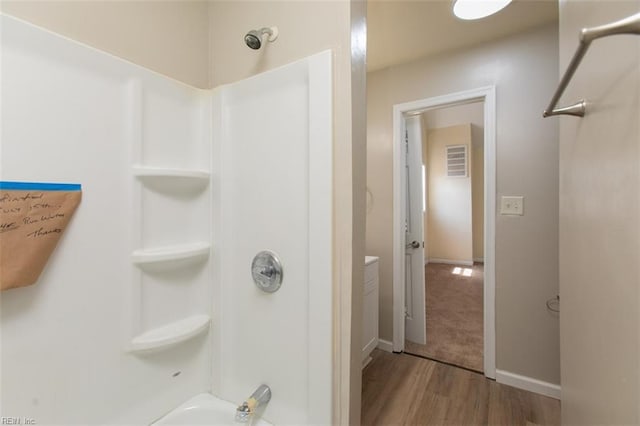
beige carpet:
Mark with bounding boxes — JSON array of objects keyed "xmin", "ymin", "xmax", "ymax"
[{"xmin": 405, "ymin": 262, "xmax": 484, "ymax": 372}]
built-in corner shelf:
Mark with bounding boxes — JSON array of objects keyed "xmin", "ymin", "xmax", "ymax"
[
  {"xmin": 129, "ymin": 314, "xmax": 211, "ymax": 352},
  {"xmin": 132, "ymin": 166, "xmax": 210, "ymax": 185},
  {"xmin": 131, "ymin": 242, "xmax": 210, "ymax": 265}
]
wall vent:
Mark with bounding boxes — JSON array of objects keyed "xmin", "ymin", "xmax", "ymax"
[{"xmin": 446, "ymin": 145, "xmax": 467, "ymax": 177}]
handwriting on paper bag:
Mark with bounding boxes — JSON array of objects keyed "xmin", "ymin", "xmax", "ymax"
[
  {"xmin": 0, "ymin": 192, "xmax": 66, "ymax": 238},
  {"xmin": 0, "ymin": 192, "xmax": 43, "ymax": 203},
  {"xmin": 0, "ymin": 222, "xmax": 19, "ymax": 233},
  {"xmin": 26, "ymin": 227, "xmax": 63, "ymax": 238}
]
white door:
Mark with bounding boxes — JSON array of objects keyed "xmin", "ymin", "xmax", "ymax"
[
  {"xmin": 559, "ymin": 1, "xmax": 640, "ymax": 424},
  {"xmin": 404, "ymin": 116, "xmax": 426, "ymax": 345}
]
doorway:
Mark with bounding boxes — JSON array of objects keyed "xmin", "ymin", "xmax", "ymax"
[
  {"xmin": 405, "ymin": 101, "xmax": 485, "ymax": 372},
  {"xmin": 392, "ymin": 87, "xmax": 496, "ymax": 378}
]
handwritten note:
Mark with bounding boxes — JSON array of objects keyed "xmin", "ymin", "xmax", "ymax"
[{"xmin": 0, "ymin": 183, "xmax": 81, "ymax": 291}]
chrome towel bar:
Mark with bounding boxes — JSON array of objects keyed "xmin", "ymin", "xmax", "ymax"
[{"xmin": 543, "ymin": 12, "xmax": 640, "ymax": 118}]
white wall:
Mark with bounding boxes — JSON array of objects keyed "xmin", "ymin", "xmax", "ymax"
[
  {"xmin": 425, "ymin": 124, "xmax": 473, "ymax": 263},
  {"xmin": 367, "ymin": 23, "xmax": 560, "ymax": 384},
  {"xmin": 1, "ymin": 16, "xmax": 212, "ymax": 424}
]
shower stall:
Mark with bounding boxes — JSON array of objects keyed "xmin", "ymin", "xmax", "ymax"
[{"xmin": 0, "ymin": 15, "xmax": 333, "ymax": 425}]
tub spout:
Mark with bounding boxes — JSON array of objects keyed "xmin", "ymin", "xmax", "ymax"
[{"xmin": 235, "ymin": 384, "xmax": 271, "ymax": 423}]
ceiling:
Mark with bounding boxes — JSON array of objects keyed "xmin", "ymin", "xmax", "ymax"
[{"xmin": 367, "ymin": 0, "xmax": 558, "ymax": 72}]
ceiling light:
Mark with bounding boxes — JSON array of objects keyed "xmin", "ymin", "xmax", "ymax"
[{"xmin": 453, "ymin": 0, "xmax": 513, "ymax": 20}]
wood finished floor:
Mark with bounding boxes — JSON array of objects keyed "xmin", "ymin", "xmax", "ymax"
[{"xmin": 362, "ymin": 350, "xmax": 560, "ymax": 426}]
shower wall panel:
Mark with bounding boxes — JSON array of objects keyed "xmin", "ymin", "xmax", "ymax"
[
  {"xmin": 212, "ymin": 51, "xmax": 333, "ymax": 425},
  {"xmin": 0, "ymin": 15, "xmax": 212, "ymax": 424},
  {"xmin": 1, "ymin": 15, "xmax": 334, "ymax": 426}
]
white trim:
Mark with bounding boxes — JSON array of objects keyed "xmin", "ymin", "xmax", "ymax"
[
  {"xmin": 376, "ymin": 339, "xmax": 394, "ymax": 353},
  {"xmin": 305, "ymin": 50, "xmax": 333, "ymax": 425},
  {"xmin": 429, "ymin": 258, "xmax": 474, "ymax": 266},
  {"xmin": 362, "ymin": 338, "xmax": 378, "ymax": 361},
  {"xmin": 392, "ymin": 86, "xmax": 497, "ymax": 379},
  {"xmin": 495, "ymin": 369, "xmax": 561, "ymax": 400},
  {"xmin": 362, "ymin": 356, "xmax": 373, "ymax": 369},
  {"xmin": 392, "ymin": 106, "xmax": 404, "ymax": 352},
  {"xmin": 483, "ymin": 87, "xmax": 497, "ymax": 379},
  {"xmin": 474, "ymin": 257, "xmax": 485, "ymax": 263}
]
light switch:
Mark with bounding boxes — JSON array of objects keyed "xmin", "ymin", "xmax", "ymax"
[{"xmin": 501, "ymin": 196, "xmax": 524, "ymax": 215}]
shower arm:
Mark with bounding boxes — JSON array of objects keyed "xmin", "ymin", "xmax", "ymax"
[{"xmin": 259, "ymin": 27, "xmax": 279, "ymax": 42}]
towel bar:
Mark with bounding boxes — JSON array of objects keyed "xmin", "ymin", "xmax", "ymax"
[{"xmin": 543, "ymin": 12, "xmax": 640, "ymax": 118}]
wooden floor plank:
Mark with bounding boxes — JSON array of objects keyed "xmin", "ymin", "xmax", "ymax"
[{"xmin": 362, "ymin": 350, "xmax": 560, "ymax": 426}]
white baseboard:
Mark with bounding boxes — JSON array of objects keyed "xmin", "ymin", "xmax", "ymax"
[
  {"xmin": 495, "ymin": 369, "xmax": 561, "ymax": 400},
  {"xmin": 474, "ymin": 257, "xmax": 485, "ymax": 263},
  {"xmin": 376, "ymin": 338, "xmax": 394, "ymax": 353},
  {"xmin": 362, "ymin": 338, "xmax": 378, "ymax": 360},
  {"xmin": 429, "ymin": 258, "xmax": 474, "ymax": 266},
  {"xmin": 362, "ymin": 356, "xmax": 373, "ymax": 369}
]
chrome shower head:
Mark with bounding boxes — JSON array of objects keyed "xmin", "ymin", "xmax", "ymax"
[
  {"xmin": 244, "ymin": 27, "xmax": 278, "ymax": 50},
  {"xmin": 244, "ymin": 30, "xmax": 263, "ymax": 50}
]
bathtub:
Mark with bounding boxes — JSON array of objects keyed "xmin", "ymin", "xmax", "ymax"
[{"xmin": 152, "ymin": 393, "xmax": 273, "ymax": 425}]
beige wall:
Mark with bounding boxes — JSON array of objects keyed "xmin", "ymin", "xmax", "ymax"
[
  {"xmin": 349, "ymin": 2, "xmax": 367, "ymax": 423},
  {"xmin": 367, "ymin": 23, "xmax": 560, "ymax": 384},
  {"xmin": 422, "ymin": 102, "xmax": 484, "ymax": 130},
  {"xmin": 426, "ymin": 124, "xmax": 473, "ymax": 263},
  {"xmin": 209, "ymin": 2, "xmax": 365, "ymax": 423},
  {"xmin": 559, "ymin": 0, "xmax": 640, "ymax": 423},
  {"xmin": 423, "ymin": 103, "xmax": 484, "ymax": 262},
  {"xmin": 1, "ymin": 0, "xmax": 211, "ymax": 88}
]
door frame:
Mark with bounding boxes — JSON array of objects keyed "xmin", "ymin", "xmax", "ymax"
[{"xmin": 392, "ymin": 86, "xmax": 496, "ymax": 379}]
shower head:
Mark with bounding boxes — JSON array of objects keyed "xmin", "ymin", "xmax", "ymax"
[
  {"xmin": 244, "ymin": 26, "xmax": 278, "ymax": 50},
  {"xmin": 244, "ymin": 30, "xmax": 263, "ymax": 50}
]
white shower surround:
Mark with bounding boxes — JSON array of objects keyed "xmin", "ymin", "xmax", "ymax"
[
  {"xmin": 212, "ymin": 52, "xmax": 333, "ymax": 425},
  {"xmin": 0, "ymin": 15, "xmax": 333, "ymax": 425}
]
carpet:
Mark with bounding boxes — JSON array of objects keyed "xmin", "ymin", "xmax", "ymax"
[{"xmin": 404, "ymin": 262, "xmax": 484, "ymax": 372}]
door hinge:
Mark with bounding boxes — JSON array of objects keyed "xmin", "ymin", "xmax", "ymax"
[
  {"xmin": 405, "ymin": 130, "xmax": 409, "ymax": 155},
  {"xmin": 404, "ymin": 307, "xmax": 409, "ymax": 318}
]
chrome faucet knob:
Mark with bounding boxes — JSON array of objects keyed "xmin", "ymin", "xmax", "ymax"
[
  {"xmin": 259, "ymin": 266, "xmax": 275, "ymax": 278},
  {"xmin": 251, "ymin": 251, "xmax": 283, "ymax": 293}
]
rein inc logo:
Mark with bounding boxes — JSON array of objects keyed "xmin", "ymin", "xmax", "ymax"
[{"xmin": 1, "ymin": 418, "xmax": 36, "ymax": 425}]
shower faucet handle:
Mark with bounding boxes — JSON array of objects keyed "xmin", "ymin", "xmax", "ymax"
[
  {"xmin": 259, "ymin": 265, "xmax": 276, "ymax": 278},
  {"xmin": 251, "ymin": 251, "xmax": 283, "ymax": 293}
]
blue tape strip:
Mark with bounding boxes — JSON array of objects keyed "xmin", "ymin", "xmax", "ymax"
[{"xmin": 0, "ymin": 181, "xmax": 82, "ymax": 191}]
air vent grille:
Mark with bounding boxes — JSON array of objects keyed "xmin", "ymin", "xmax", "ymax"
[{"xmin": 446, "ymin": 145, "xmax": 467, "ymax": 178}]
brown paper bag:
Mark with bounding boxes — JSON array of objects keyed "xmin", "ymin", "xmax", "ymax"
[{"xmin": 0, "ymin": 182, "xmax": 82, "ymax": 291}]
